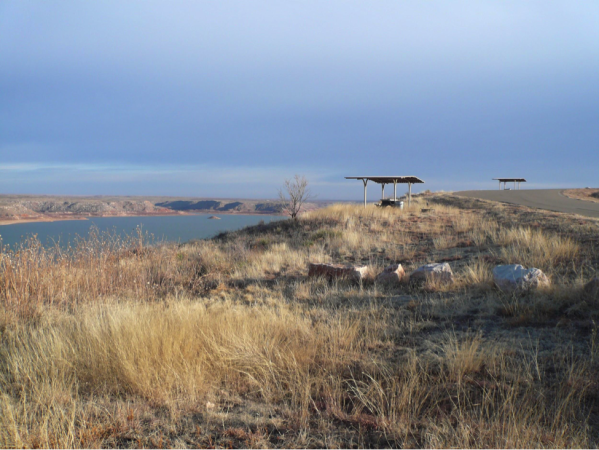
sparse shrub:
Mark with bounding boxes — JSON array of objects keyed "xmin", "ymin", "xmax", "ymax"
[
  {"xmin": 311, "ymin": 229, "xmax": 343, "ymax": 241},
  {"xmin": 252, "ymin": 237, "xmax": 270, "ymax": 249}
]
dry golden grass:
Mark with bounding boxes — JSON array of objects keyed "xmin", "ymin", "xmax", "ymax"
[
  {"xmin": 1, "ymin": 299, "xmax": 593, "ymax": 448},
  {"xmin": 563, "ymin": 188, "xmax": 599, "ymax": 203},
  {"xmin": 1, "ymin": 197, "xmax": 598, "ymax": 448},
  {"xmin": 497, "ymin": 227, "xmax": 580, "ymax": 273}
]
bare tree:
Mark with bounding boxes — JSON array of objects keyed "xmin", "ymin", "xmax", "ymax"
[{"xmin": 278, "ymin": 174, "xmax": 314, "ymax": 220}]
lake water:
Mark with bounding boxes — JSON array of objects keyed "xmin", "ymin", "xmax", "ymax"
[{"xmin": 0, "ymin": 214, "xmax": 285, "ymax": 249}]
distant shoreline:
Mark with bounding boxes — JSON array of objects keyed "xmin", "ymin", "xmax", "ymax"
[
  {"xmin": 0, "ymin": 210, "xmax": 286, "ymax": 227},
  {"xmin": 0, "ymin": 217, "xmax": 90, "ymax": 226},
  {"xmin": 0, "ymin": 195, "xmax": 329, "ymax": 226}
]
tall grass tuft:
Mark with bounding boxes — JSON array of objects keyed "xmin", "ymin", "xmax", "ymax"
[{"xmin": 497, "ymin": 227, "xmax": 580, "ymax": 272}]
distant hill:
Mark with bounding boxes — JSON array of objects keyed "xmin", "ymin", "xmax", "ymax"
[
  {"xmin": 155, "ymin": 199, "xmax": 287, "ymax": 214},
  {"xmin": 0, "ymin": 195, "xmax": 330, "ymax": 224}
]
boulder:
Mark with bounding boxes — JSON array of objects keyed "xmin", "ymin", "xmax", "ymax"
[
  {"xmin": 583, "ymin": 278, "xmax": 599, "ymax": 298},
  {"xmin": 410, "ymin": 263, "xmax": 454, "ymax": 285},
  {"xmin": 308, "ymin": 263, "xmax": 368, "ymax": 282},
  {"xmin": 376, "ymin": 263, "xmax": 405, "ymax": 285},
  {"xmin": 492, "ymin": 264, "xmax": 550, "ymax": 292}
]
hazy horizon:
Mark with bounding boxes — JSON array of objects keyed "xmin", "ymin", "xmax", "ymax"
[{"xmin": 2, "ymin": 1, "xmax": 598, "ymax": 200}]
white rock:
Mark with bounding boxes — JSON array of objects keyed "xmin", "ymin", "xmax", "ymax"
[
  {"xmin": 376, "ymin": 264, "xmax": 405, "ymax": 285},
  {"xmin": 308, "ymin": 263, "xmax": 368, "ymax": 282},
  {"xmin": 492, "ymin": 264, "xmax": 550, "ymax": 292},
  {"xmin": 410, "ymin": 263, "xmax": 454, "ymax": 284}
]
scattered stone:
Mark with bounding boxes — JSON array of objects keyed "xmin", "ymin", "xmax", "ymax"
[
  {"xmin": 409, "ymin": 263, "xmax": 454, "ymax": 285},
  {"xmin": 376, "ymin": 263, "xmax": 405, "ymax": 285},
  {"xmin": 208, "ymin": 215, "xmax": 221, "ymax": 220},
  {"xmin": 492, "ymin": 264, "xmax": 550, "ymax": 292},
  {"xmin": 583, "ymin": 278, "xmax": 599, "ymax": 298},
  {"xmin": 308, "ymin": 263, "xmax": 368, "ymax": 282}
]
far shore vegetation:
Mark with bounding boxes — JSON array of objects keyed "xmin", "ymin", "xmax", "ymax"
[{"xmin": 1, "ymin": 193, "xmax": 598, "ymax": 448}]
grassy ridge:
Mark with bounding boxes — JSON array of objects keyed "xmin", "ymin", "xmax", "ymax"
[{"xmin": 1, "ymin": 195, "xmax": 598, "ymax": 447}]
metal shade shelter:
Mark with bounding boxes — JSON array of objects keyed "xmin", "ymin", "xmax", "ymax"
[
  {"xmin": 493, "ymin": 178, "xmax": 526, "ymax": 190},
  {"xmin": 345, "ymin": 176, "xmax": 425, "ymax": 207}
]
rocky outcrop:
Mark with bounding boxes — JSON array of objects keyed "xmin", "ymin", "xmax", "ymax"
[
  {"xmin": 219, "ymin": 202, "xmax": 244, "ymax": 211},
  {"xmin": 376, "ymin": 264, "xmax": 405, "ymax": 285},
  {"xmin": 410, "ymin": 263, "xmax": 454, "ymax": 284},
  {"xmin": 156, "ymin": 200, "xmax": 287, "ymax": 214},
  {"xmin": 255, "ymin": 202, "xmax": 285, "ymax": 213},
  {"xmin": 308, "ymin": 263, "xmax": 368, "ymax": 282},
  {"xmin": 156, "ymin": 200, "xmax": 222, "ymax": 211},
  {"xmin": 492, "ymin": 264, "xmax": 550, "ymax": 292}
]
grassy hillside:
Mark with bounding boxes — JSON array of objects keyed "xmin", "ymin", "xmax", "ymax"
[{"xmin": 1, "ymin": 194, "xmax": 598, "ymax": 448}]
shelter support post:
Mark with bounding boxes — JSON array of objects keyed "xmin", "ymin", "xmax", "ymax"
[
  {"xmin": 345, "ymin": 176, "xmax": 425, "ymax": 207},
  {"xmin": 493, "ymin": 178, "xmax": 526, "ymax": 191}
]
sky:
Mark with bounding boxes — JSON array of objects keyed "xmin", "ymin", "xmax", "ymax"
[{"xmin": 1, "ymin": 1, "xmax": 598, "ymax": 200}]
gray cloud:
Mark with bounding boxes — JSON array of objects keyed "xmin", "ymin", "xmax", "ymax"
[{"xmin": 1, "ymin": 1, "xmax": 598, "ymax": 198}]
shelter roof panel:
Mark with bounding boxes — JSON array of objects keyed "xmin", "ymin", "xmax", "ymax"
[
  {"xmin": 345, "ymin": 176, "xmax": 424, "ymax": 184},
  {"xmin": 493, "ymin": 178, "xmax": 527, "ymax": 182}
]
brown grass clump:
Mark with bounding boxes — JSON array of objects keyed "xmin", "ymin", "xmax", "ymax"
[{"xmin": 1, "ymin": 196, "xmax": 598, "ymax": 447}]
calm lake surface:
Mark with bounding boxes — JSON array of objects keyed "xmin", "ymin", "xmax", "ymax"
[{"xmin": 0, "ymin": 214, "xmax": 285, "ymax": 249}]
